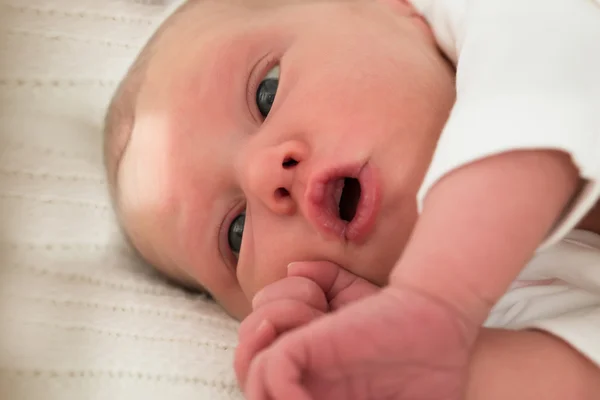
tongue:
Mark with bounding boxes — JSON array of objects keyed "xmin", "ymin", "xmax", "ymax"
[{"xmin": 339, "ymin": 178, "xmax": 361, "ymax": 222}]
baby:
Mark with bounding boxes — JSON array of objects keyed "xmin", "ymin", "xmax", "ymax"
[{"xmin": 104, "ymin": 0, "xmax": 600, "ymax": 398}]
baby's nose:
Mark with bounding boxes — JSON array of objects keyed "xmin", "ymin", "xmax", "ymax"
[{"xmin": 241, "ymin": 140, "xmax": 308, "ymax": 216}]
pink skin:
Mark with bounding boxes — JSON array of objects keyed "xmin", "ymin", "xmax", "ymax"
[
  {"xmin": 237, "ymin": 260, "xmax": 600, "ymax": 399},
  {"xmin": 118, "ymin": 0, "xmax": 455, "ymax": 319},
  {"xmin": 116, "ymin": 2, "xmax": 600, "ymax": 398},
  {"xmin": 236, "ymin": 261, "xmax": 471, "ymax": 400},
  {"xmin": 116, "ymin": 1, "xmax": 461, "ymax": 397}
]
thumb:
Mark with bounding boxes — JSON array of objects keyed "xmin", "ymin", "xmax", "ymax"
[{"xmin": 287, "ymin": 261, "xmax": 380, "ymax": 310}]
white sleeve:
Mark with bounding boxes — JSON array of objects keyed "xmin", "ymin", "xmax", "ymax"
[
  {"xmin": 491, "ymin": 291, "xmax": 600, "ymax": 367},
  {"xmin": 485, "ymin": 231, "xmax": 600, "ymax": 367},
  {"xmin": 413, "ymin": 0, "xmax": 600, "ymax": 248}
]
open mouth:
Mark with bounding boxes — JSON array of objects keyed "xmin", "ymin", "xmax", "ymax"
[
  {"xmin": 307, "ymin": 163, "xmax": 380, "ymax": 244},
  {"xmin": 336, "ymin": 178, "xmax": 361, "ymax": 222}
]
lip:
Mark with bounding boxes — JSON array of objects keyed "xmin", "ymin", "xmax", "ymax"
[{"xmin": 305, "ymin": 162, "xmax": 381, "ymax": 244}]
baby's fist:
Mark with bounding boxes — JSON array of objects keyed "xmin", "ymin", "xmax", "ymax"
[{"xmin": 235, "ymin": 261, "xmax": 379, "ymax": 388}]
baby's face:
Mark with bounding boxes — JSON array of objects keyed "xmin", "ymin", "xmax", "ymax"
[{"xmin": 118, "ymin": 0, "xmax": 455, "ymax": 319}]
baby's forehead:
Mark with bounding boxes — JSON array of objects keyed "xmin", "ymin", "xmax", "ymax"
[
  {"xmin": 152, "ymin": 0, "xmax": 329, "ymax": 47},
  {"xmin": 141, "ymin": 0, "xmax": 280, "ymax": 86},
  {"xmin": 148, "ymin": 1, "xmax": 246, "ymax": 57}
]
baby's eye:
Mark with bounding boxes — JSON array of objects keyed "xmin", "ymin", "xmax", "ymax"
[
  {"xmin": 228, "ymin": 211, "xmax": 245, "ymax": 258},
  {"xmin": 256, "ymin": 65, "xmax": 279, "ymax": 118}
]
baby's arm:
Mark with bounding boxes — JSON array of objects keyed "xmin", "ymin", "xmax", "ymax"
[
  {"xmin": 391, "ymin": 150, "xmax": 578, "ymax": 326},
  {"xmin": 398, "ymin": 0, "xmax": 600, "ymax": 331},
  {"xmin": 237, "ymin": 260, "xmax": 600, "ymax": 398},
  {"xmin": 467, "ymin": 329, "xmax": 600, "ymax": 399}
]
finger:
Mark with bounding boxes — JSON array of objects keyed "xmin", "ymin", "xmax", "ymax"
[
  {"xmin": 234, "ymin": 319, "xmax": 276, "ymax": 389},
  {"xmin": 265, "ymin": 335, "xmax": 314, "ymax": 400},
  {"xmin": 287, "ymin": 261, "xmax": 379, "ymax": 310},
  {"xmin": 252, "ymin": 276, "xmax": 328, "ymax": 313},
  {"xmin": 236, "ymin": 300, "xmax": 324, "ymax": 387},
  {"xmin": 245, "ymin": 352, "xmax": 271, "ymax": 400},
  {"xmin": 238, "ymin": 299, "xmax": 324, "ymax": 342}
]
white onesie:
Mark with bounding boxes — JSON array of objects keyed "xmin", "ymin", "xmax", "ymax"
[
  {"xmin": 410, "ymin": 0, "xmax": 600, "ymax": 365},
  {"xmin": 488, "ymin": 230, "xmax": 600, "ymax": 367}
]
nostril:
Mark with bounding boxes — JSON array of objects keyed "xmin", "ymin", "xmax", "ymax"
[
  {"xmin": 282, "ymin": 158, "xmax": 298, "ymax": 169},
  {"xmin": 275, "ymin": 188, "xmax": 290, "ymax": 198}
]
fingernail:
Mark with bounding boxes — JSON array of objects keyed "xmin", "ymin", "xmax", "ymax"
[
  {"xmin": 256, "ymin": 319, "xmax": 271, "ymax": 334},
  {"xmin": 287, "ymin": 262, "xmax": 300, "ymax": 274}
]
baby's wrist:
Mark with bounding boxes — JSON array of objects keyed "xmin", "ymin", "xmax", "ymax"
[
  {"xmin": 383, "ymin": 284, "xmax": 481, "ymax": 350},
  {"xmin": 388, "ymin": 265, "xmax": 488, "ymax": 334}
]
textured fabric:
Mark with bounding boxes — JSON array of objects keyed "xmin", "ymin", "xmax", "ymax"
[{"xmin": 0, "ymin": 1, "xmax": 243, "ymax": 399}]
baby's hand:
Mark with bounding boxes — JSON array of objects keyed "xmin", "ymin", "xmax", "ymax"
[
  {"xmin": 242, "ymin": 283, "xmax": 474, "ymax": 400},
  {"xmin": 235, "ymin": 261, "xmax": 379, "ymax": 389}
]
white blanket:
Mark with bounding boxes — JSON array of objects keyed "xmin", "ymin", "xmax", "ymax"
[{"xmin": 0, "ymin": 1, "xmax": 243, "ymax": 399}]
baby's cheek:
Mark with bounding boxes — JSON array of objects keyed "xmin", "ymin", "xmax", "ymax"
[
  {"xmin": 216, "ymin": 288, "xmax": 253, "ymax": 321},
  {"xmin": 237, "ymin": 253, "xmax": 300, "ymax": 308},
  {"xmin": 235, "ymin": 258, "xmax": 275, "ymax": 307}
]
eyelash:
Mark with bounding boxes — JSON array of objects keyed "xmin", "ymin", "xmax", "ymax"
[
  {"xmin": 219, "ymin": 200, "xmax": 246, "ymax": 269},
  {"xmin": 247, "ymin": 53, "xmax": 280, "ymax": 122}
]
